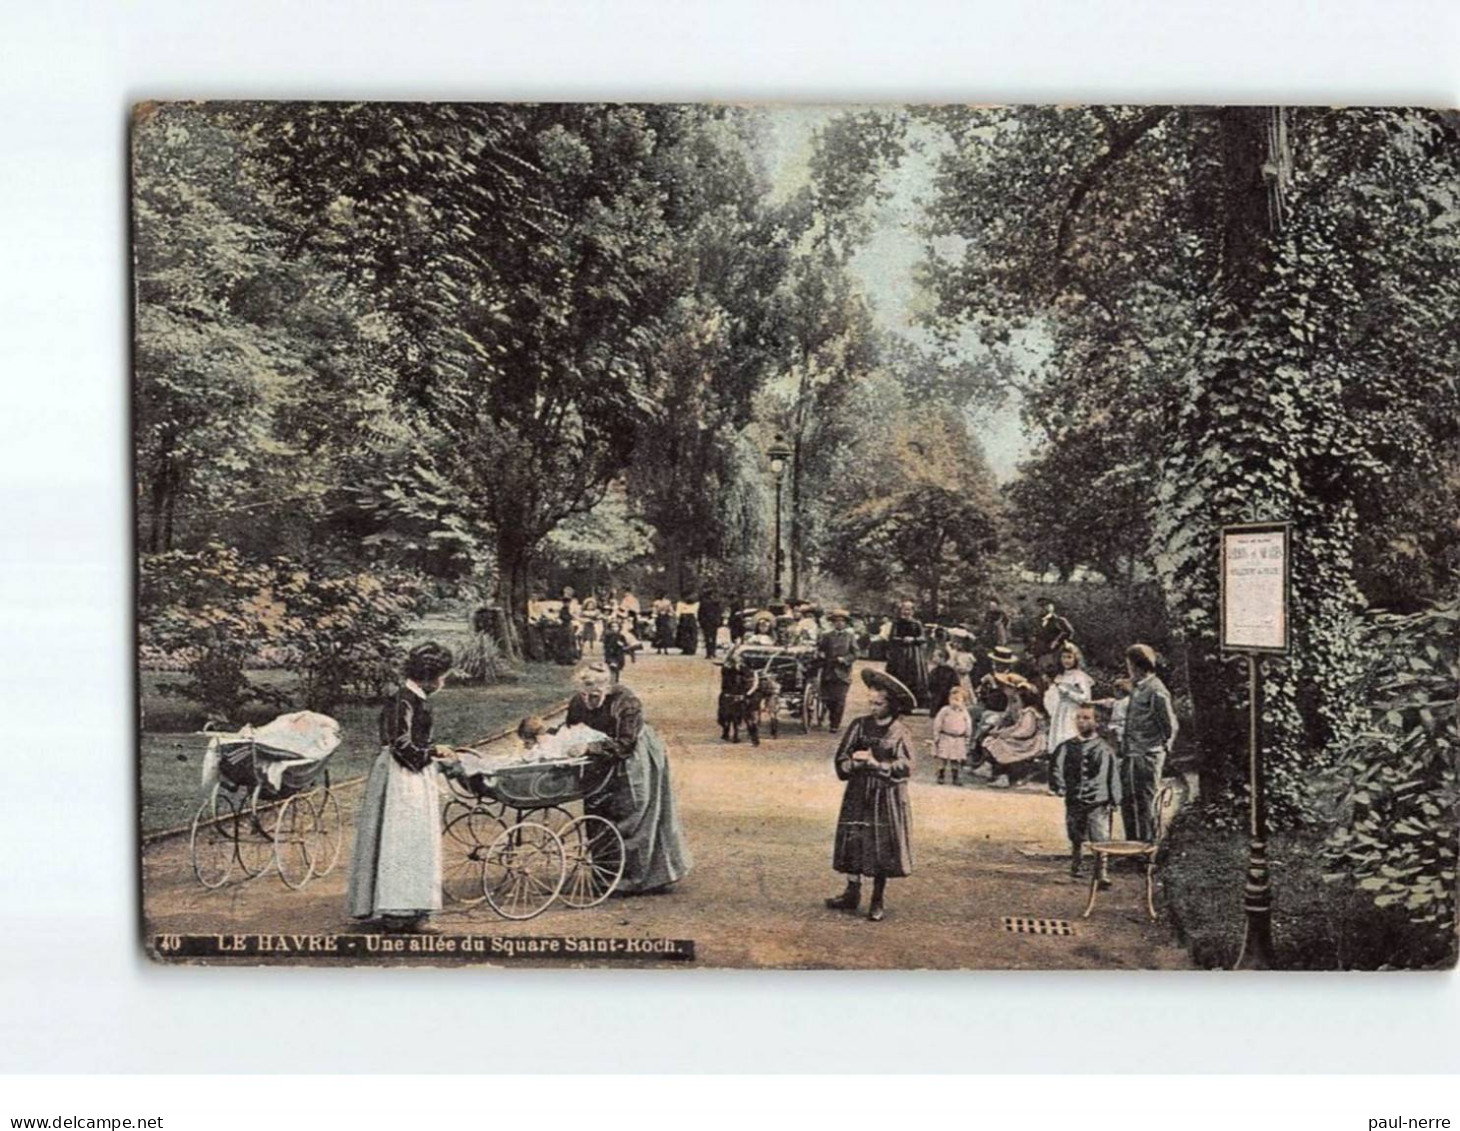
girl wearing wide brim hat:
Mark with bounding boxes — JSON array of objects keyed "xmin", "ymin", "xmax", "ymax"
[{"xmin": 824, "ymin": 667, "xmax": 916, "ymax": 922}]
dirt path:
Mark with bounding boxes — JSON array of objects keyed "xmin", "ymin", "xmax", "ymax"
[{"xmin": 142, "ymin": 653, "xmax": 1190, "ymax": 969}]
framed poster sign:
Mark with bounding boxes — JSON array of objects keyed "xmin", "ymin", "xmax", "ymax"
[{"xmin": 1220, "ymin": 522, "xmax": 1291, "ymax": 654}]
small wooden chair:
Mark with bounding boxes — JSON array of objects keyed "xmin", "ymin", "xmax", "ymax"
[{"xmin": 1082, "ymin": 780, "xmax": 1179, "ymax": 921}]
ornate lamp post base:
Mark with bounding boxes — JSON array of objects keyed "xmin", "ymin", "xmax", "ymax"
[{"xmin": 1235, "ymin": 836, "xmax": 1276, "ymax": 969}]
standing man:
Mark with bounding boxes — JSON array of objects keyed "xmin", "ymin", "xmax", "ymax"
[
  {"xmin": 1032, "ymin": 598, "xmax": 1075, "ymax": 680},
  {"xmin": 698, "ymin": 591, "xmax": 724, "ymax": 659},
  {"xmin": 983, "ymin": 598, "xmax": 1011, "ymax": 649},
  {"xmin": 817, "ymin": 609, "xmax": 859, "ymax": 733},
  {"xmin": 1119, "ymin": 644, "xmax": 1178, "ymax": 841}
]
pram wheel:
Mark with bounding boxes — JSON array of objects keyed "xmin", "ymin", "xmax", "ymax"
[
  {"xmin": 237, "ymin": 787, "xmax": 276, "ymax": 878},
  {"xmin": 273, "ymin": 793, "xmax": 316, "ymax": 890},
  {"xmin": 557, "ymin": 815, "xmax": 626, "ymax": 908},
  {"xmin": 189, "ymin": 786, "xmax": 237, "ymax": 889},
  {"xmin": 800, "ymin": 682, "xmax": 820, "ymax": 733},
  {"xmin": 441, "ymin": 809, "xmax": 504, "ymax": 906},
  {"xmin": 482, "ymin": 822, "xmax": 566, "ymax": 921},
  {"xmin": 308, "ymin": 783, "xmax": 344, "ymax": 877}
]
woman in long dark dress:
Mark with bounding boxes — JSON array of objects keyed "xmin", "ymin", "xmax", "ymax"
[
  {"xmin": 652, "ymin": 594, "xmax": 675, "ymax": 654},
  {"xmin": 674, "ymin": 598, "xmax": 699, "ymax": 655},
  {"xmin": 884, "ymin": 599, "xmax": 931, "ymax": 711},
  {"xmin": 825, "ymin": 668, "xmax": 916, "ymax": 922},
  {"xmin": 567, "ymin": 662, "xmax": 693, "ymax": 894}
]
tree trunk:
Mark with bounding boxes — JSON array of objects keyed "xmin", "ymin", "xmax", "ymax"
[
  {"xmin": 1190, "ymin": 106, "xmax": 1286, "ymax": 798},
  {"xmin": 494, "ymin": 526, "xmax": 530, "ymax": 663}
]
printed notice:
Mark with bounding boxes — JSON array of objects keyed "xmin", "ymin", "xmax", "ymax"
[{"xmin": 1222, "ymin": 525, "xmax": 1289, "ymax": 652}]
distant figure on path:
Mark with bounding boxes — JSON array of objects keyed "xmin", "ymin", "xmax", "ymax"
[
  {"xmin": 698, "ymin": 592, "xmax": 724, "ymax": 658},
  {"xmin": 884, "ymin": 599, "xmax": 931, "ymax": 712},
  {"xmin": 931, "ymin": 685, "xmax": 974, "ymax": 786},
  {"xmin": 652, "ymin": 594, "xmax": 674, "ymax": 654},
  {"xmin": 1032, "ymin": 598, "xmax": 1075, "ymax": 680},
  {"xmin": 816, "ymin": 609, "xmax": 859, "ymax": 733},
  {"xmin": 1043, "ymin": 643, "xmax": 1093, "ymax": 752}
]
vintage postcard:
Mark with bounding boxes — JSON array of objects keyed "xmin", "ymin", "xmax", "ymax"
[{"xmin": 134, "ymin": 102, "xmax": 1458, "ymax": 969}]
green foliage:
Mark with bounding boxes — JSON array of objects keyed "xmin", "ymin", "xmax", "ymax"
[
  {"xmin": 1325, "ymin": 599, "xmax": 1460, "ymax": 935},
  {"xmin": 450, "ymin": 631, "xmax": 506, "ymax": 685},
  {"xmin": 138, "ymin": 545, "xmax": 290, "ymax": 719},
  {"xmin": 822, "ymin": 403, "xmax": 1002, "ymax": 617},
  {"xmin": 139, "ymin": 546, "xmax": 426, "ymax": 717},
  {"xmin": 271, "ymin": 567, "xmax": 428, "ymax": 712}
]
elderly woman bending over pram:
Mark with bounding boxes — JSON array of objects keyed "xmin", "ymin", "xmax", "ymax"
[{"xmin": 568, "ymin": 662, "xmax": 693, "ymax": 895}]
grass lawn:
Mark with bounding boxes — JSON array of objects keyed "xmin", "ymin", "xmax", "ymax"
[
  {"xmin": 139, "ymin": 664, "xmax": 578, "ymax": 835},
  {"xmin": 1161, "ymin": 819, "xmax": 1455, "ymax": 970}
]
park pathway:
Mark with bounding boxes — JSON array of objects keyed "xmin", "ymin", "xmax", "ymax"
[{"xmin": 142, "ymin": 652, "xmax": 1191, "ymax": 969}]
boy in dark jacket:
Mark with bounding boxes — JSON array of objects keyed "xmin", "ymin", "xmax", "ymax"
[{"xmin": 1050, "ymin": 703, "xmax": 1122, "ymax": 885}]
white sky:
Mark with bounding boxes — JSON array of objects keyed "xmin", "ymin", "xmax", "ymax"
[{"xmin": 760, "ymin": 104, "xmax": 1033, "ymax": 481}]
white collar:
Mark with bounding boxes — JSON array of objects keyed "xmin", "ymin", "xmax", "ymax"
[{"xmin": 404, "ymin": 679, "xmax": 428, "ymax": 698}]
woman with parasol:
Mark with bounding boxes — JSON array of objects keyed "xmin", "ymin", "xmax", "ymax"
[{"xmin": 824, "ymin": 668, "xmax": 917, "ymax": 922}]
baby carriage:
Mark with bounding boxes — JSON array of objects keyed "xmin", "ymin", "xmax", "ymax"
[
  {"xmin": 189, "ymin": 711, "xmax": 343, "ymax": 891},
  {"xmin": 438, "ymin": 724, "xmax": 628, "ymax": 920}
]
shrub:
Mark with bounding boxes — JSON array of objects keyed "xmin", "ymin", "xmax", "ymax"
[
  {"xmin": 1323, "ymin": 597, "xmax": 1459, "ymax": 949},
  {"xmin": 272, "ymin": 567, "xmax": 428, "ymax": 712},
  {"xmin": 451, "ymin": 630, "xmax": 505, "ymax": 684},
  {"xmin": 138, "ymin": 545, "xmax": 290, "ymax": 721}
]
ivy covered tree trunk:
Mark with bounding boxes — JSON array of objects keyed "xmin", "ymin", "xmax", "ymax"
[{"xmin": 1155, "ymin": 107, "xmax": 1364, "ymax": 819}]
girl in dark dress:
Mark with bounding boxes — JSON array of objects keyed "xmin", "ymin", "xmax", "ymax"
[{"xmin": 825, "ymin": 668, "xmax": 916, "ymax": 922}]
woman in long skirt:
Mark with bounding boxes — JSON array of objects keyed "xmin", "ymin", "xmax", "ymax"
[
  {"xmin": 825, "ymin": 668, "xmax": 916, "ymax": 921},
  {"xmin": 568, "ymin": 662, "xmax": 693, "ymax": 894},
  {"xmin": 347, "ymin": 642, "xmax": 455, "ymax": 932},
  {"xmin": 652, "ymin": 595, "xmax": 675, "ymax": 654},
  {"xmin": 884, "ymin": 600, "xmax": 931, "ymax": 712},
  {"xmin": 675, "ymin": 598, "xmax": 699, "ymax": 655}
]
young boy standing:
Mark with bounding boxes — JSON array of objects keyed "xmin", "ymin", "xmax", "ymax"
[{"xmin": 1049, "ymin": 703, "xmax": 1122, "ymax": 885}]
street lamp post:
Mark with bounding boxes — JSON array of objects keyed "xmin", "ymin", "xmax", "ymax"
[{"xmin": 767, "ymin": 434, "xmax": 791, "ymax": 601}]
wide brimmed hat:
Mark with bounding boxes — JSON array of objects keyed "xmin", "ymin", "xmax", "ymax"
[
  {"xmin": 987, "ymin": 645, "xmax": 1018, "ymax": 666},
  {"xmin": 948, "ymin": 627, "xmax": 974, "ymax": 641},
  {"xmin": 861, "ymin": 667, "xmax": 917, "ymax": 714},
  {"xmin": 994, "ymin": 671, "xmax": 1038, "ymax": 697},
  {"xmin": 829, "ymin": 608, "xmax": 850, "ymax": 620}
]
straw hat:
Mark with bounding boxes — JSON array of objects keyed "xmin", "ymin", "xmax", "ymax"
[
  {"xmin": 987, "ymin": 645, "xmax": 1018, "ymax": 666},
  {"xmin": 860, "ymin": 668, "xmax": 916, "ymax": 714}
]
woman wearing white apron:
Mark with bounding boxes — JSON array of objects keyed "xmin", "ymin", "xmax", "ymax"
[{"xmin": 347, "ymin": 642, "xmax": 454, "ymax": 932}]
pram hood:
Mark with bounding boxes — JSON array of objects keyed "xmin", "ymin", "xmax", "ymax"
[{"xmin": 201, "ymin": 711, "xmax": 342, "ymax": 792}]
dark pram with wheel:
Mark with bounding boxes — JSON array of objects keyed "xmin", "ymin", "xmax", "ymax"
[
  {"xmin": 188, "ymin": 711, "xmax": 344, "ymax": 892},
  {"xmin": 439, "ymin": 726, "xmax": 627, "ymax": 920}
]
